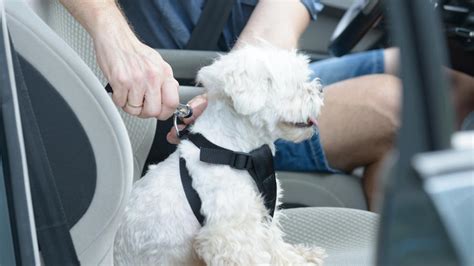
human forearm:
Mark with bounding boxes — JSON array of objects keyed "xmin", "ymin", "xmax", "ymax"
[
  {"xmin": 59, "ymin": 0, "xmax": 133, "ymax": 38},
  {"xmin": 236, "ymin": 0, "xmax": 310, "ymax": 49},
  {"xmin": 59, "ymin": 0, "xmax": 140, "ymax": 72}
]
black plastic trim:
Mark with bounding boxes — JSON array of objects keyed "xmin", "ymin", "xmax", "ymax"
[{"xmin": 377, "ymin": 0, "xmax": 459, "ymax": 265}]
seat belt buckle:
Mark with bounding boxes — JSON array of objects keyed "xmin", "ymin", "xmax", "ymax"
[{"xmin": 230, "ymin": 152, "xmax": 252, "ymax": 169}]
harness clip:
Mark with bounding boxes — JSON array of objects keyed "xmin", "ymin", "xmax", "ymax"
[
  {"xmin": 230, "ymin": 152, "xmax": 252, "ymax": 169},
  {"xmin": 174, "ymin": 104, "xmax": 193, "ymax": 139}
]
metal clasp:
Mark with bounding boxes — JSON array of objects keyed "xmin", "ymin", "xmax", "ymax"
[
  {"xmin": 175, "ymin": 104, "xmax": 193, "ymax": 119},
  {"xmin": 174, "ymin": 104, "xmax": 193, "ymax": 139}
]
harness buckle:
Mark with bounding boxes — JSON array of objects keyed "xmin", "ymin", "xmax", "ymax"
[{"xmin": 230, "ymin": 152, "xmax": 252, "ymax": 169}]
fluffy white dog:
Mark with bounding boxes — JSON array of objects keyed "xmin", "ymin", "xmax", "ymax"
[{"xmin": 114, "ymin": 44, "xmax": 326, "ymax": 265}]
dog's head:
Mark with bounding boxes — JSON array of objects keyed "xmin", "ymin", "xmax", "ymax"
[{"xmin": 197, "ymin": 44, "xmax": 324, "ymax": 143}]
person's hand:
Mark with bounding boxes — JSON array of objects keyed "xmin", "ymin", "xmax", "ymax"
[
  {"xmin": 167, "ymin": 94, "xmax": 208, "ymax": 144},
  {"xmin": 91, "ymin": 16, "xmax": 179, "ymax": 119}
]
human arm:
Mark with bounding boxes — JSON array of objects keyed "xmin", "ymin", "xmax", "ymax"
[
  {"xmin": 59, "ymin": 0, "xmax": 179, "ymax": 119},
  {"xmin": 235, "ymin": 0, "xmax": 311, "ymax": 49}
]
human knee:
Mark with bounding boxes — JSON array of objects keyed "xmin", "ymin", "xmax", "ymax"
[
  {"xmin": 366, "ymin": 74, "xmax": 401, "ymax": 131},
  {"xmin": 356, "ymin": 74, "xmax": 401, "ymax": 156}
]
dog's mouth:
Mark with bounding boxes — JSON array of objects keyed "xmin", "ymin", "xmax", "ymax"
[{"xmin": 284, "ymin": 118, "xmax": 318, "ymax": 128}]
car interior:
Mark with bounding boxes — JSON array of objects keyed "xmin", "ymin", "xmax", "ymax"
[{"xmin": 1, "ymin": 0, "xmax": 473, "ymax": 265}]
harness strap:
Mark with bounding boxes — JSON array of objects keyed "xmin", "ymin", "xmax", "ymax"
[
  {"xmin": 179, "ymin": 133, "xmax": 277, "ymax": 226},
  {"xmin": 188, "ymin": 133, "xmax": 254, "ymax": 169},
  {"xmin": 179, "ymin": 158, "xmax": 205, "ymax": 225},
  {"xmin": 245, "ymin": 144, "xmax": 277, "ymax": 218}
]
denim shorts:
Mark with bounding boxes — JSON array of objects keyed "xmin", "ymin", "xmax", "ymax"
[{"xmin": 274, "ymin": 49, "xmax": 385, "ymax": 173}]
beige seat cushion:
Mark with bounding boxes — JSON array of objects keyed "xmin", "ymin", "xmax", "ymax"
[{"xmin": 281, "ymin": 207, "xmax": 379, "ymax": 266}]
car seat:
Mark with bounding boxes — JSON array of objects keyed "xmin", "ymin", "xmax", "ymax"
[
  {"xmin": 27, "ymin": 0, "xmax": 158, "ymax": 181},
  {"xmin": 6, "ymin": 1, "xmax": 133, "ymax": 264},
  {"xmin": 10, "ymin": 1, "xmax": 379, "ymax": 265}
]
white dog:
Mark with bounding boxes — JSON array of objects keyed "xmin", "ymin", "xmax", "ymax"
[{"xmin": 114, "ymin": 44, "xmax": 326, "ymax": 265}]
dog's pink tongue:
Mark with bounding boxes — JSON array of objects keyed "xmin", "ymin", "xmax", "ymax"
[{"xmin": 310, "ymin": 117, "xmax": 319, "ymax": 127}]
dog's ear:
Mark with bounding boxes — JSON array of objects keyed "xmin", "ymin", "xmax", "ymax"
[{"xmin": 197, "ymin": 52, "xmax": 270, "ymax": 115}]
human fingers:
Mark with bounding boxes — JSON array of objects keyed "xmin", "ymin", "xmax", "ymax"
[
  {"xmin": 166, "ymin": 93, "xmax": 208, "ymax": 143},
  {"xmin": 139, "ymin": 66, "xmax": 163, "ymax": 118},
  {"xmin": 110, "ymin": 80, "xmax": 128, "ymax": 108},
  {"xmin": 182, "ymin": 94, "xmax": 208, "ymax": 124},
  {"xmin": 107, "ymin": 66, "xmax": 132, "ymax": 109},
  {"xmin": 166, "ymin": 124, "xmax": 187, "ymax": 144},
  {"xmin": 123, "ymin": 79, "xmax": 146, "ymax": 116},
  {"xmin": 156, "ymin": 77, "xmax": 179, "ymax": 120}
]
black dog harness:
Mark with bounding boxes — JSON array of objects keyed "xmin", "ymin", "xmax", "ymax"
[{"xmin": 179, "ymin": 132, "xmax": 277, "ymax": 226}]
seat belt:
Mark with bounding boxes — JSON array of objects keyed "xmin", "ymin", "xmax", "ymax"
[
  {"xmin": 186, "ymin": 0, "xmax": 236, "ymax": 50},
  {"xmin": 179, "ymin": 132, "xmax": 277, "ymax": 226},
  {"xmin": 11, "ymin": 40, "xmax": 80, "ymax": 265}
]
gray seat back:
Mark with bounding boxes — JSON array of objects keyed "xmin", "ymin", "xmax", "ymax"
[
  {"xmin": 28, "ymin": 0, "xmax": 156, "ymax": 181},
  {"xmin": 6, "ymin": 1, "xmax": 133, "ymax": 264}
]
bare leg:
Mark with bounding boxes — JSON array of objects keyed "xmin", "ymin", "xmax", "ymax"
[
  {"xmin": 319, "ymin": 74, "xmax": 401, "ymax": 210},
  {"xmin": 362, "ymin": 159, "xmax": 384, "ymax": 208},
  {"xmin": 321, "ymin": 50, "xmax": 472, "ymax": 209}
]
